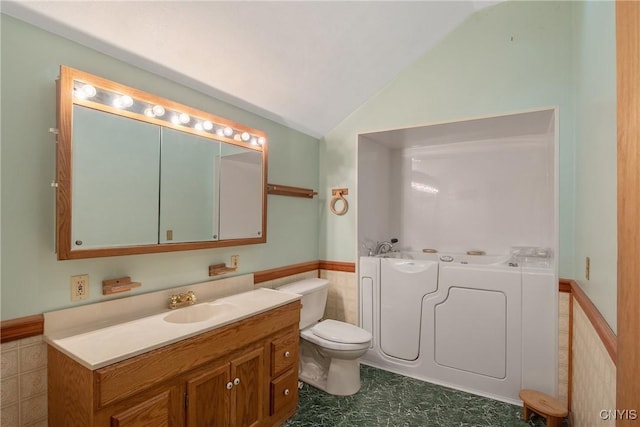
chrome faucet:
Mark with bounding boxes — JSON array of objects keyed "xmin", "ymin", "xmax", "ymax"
[
  {"xmin": 374, "ymin": 238, "xmax": 398, "ymax": 255},
  {"xmin": 169, "ymin": 290, "xmax": 197, "ymax": 309}
]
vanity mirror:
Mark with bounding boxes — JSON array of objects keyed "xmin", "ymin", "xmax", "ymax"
[{"xmin": 56, "ymin": 66, "xmax": 267, "ymax": 260}]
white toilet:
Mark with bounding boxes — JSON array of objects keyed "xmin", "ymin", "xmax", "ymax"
[{"xmin": 277, "ymin": 278, "xmax": 372, "ymax": 396}]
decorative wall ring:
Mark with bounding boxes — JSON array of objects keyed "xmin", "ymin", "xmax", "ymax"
[{"xmin": 330, "ymin": 188, "xmax": 349, "ymax": 215}]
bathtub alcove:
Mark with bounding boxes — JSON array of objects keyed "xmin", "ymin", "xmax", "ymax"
[{"xmin": 357, "ymin": 109, "xmax": 558, "ymax": 405}]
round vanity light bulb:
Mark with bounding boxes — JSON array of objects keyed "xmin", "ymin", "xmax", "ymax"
[
  {"xmin": 203, "ymin": 120, "xmax": 213, "ymax": 131},
  {"xmin": 144, "ymin": 107, "xmax": 155, "ymax": 118},
  {"xmin": 120, "ymin": 95, "xmax": 133, "ymax": 108},
  {"xmin": 241, "ymin": 132, "xmax": 251, "ymax": 142},
  {"xmin": 223, "ymin": 127, "xmax": 233, "ymax": 137},
  {"xmin": 250, "ymin": 137, "xmax": 258, "ymax": 145},
  {"xmin": 152, "ymin": 105, "xmax": 165, "ymax": 116},
  {"xmin": 179, "ymin": 113, "xmax": 190, "ymax": 124},
  {"xmin": 79, "ymin": 84, "xmax": 97, "ymax": 99},
  {"xmin": 194, "ymin": 122, "xmax": 203, "ymax": 131},
  {"xmin": 257, "ymin": 137, "xmax": 266, "ymax": 146},
  {"xmin": 216, "ymin": 129, "xmax": 225, "ymax": 137},
  {"xmin": 171, "ymin": 115, "xmax": 181, "ymax": 125}
]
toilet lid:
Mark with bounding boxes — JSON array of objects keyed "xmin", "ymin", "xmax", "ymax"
[{"xmin": 311, "ymin": 319, "xmax": 372, "ymax": 344}]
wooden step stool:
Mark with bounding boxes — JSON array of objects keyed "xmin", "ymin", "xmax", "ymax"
[{"xmin": 519, "ymin": 389, "xmax": 568, "ymax": 427}]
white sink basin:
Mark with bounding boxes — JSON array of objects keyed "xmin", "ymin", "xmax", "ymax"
[{"xmin": 163, "ymin": 302, "xmax": 237, "ymax": 324}]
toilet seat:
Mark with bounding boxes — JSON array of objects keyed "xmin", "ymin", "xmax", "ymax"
[
  {"xmin": 312, "ymin": 319, "xmax": 371, "ymax": 344},
  {"xmin": 300, "ymin": 320, "xmax": 371, "ymax": 351}
]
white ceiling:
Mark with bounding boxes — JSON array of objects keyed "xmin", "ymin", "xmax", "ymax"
[{"xmin": 2, "ymin": 1, "xmax": 498, "ymax": 138}]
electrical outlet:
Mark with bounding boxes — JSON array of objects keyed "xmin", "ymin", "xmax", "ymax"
[
  {"xmin": 230, "ymin": 255, "xmax": 239, "ymax": 269},
  {"xmin": 585, "ymin": 256, "xmax": 591, "ymax": 280},
  {"xmin": 71, "ymin": 274, "xmax": 89, "ymax": 301}
]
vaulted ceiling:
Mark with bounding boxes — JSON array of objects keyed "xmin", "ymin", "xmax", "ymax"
[{"xmin": 3, "ymin": 1, "xmax": 498, "ymax": 138}]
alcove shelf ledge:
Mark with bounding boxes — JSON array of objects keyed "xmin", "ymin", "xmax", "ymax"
[{"xmin": 267, "ymin": 183, "xmax": 317, "ymax": 198}]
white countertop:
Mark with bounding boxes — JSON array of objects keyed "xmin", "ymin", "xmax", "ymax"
[{"xmin": 45, "ymin": 288, "xmax": 300, "ymax": 370}]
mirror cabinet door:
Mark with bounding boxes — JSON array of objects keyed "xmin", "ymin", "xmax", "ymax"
[
  {"xmin": 219, "ymin": 146, "xmax": 263, "ymax": 240},
  {"xmin": 72, "ymin": 105, "xmax": 161, "ymax": 249},
  {"xmin": 160, "ymin": 128, "xmax": 221, "ymax": 243}
]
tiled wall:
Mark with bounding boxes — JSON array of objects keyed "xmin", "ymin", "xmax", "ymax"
[
  {"xmin": 0, "ymin": 336, "xmax": 48, "ymax": 427},
  {"xmin": 571, "ymin": 302, "xmax": 616, "ymax": 426},
  {"xmin": 558, "ymin": 292, "xmax": 570, "ymax": 407},
  {"xmin": 320, "ymin": 269, "xmax": 357, "ymax": 325}
]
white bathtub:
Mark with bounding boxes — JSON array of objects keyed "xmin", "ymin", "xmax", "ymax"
[{"xmin": 358, "ymin": 251, "xmax": 557, "ymax": 405}]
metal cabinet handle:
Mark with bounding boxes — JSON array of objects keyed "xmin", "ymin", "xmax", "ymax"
[
  {"xmin": 233, "ymin": 377, "xmax": 240, "ymax": 386},
  {"xmin": 283, "ymin": 389, "xmax": 290, "ymax": 396},
  {"xmin": 284, "ymin": 351, "xmax": 291, "ymax": 358},
  {"xmin": 226, "ymin": 382, "xmax": 233, "ymax": 390}
]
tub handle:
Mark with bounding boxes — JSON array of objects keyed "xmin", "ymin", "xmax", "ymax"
[{"xmin": 466, "ymin": 250, "xmax": 486, "ymax": 256}]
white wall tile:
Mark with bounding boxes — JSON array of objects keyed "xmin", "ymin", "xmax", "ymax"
[
  {"xmin": 19, "ymin": 394, "xmax": 47, "ymax": 425},
  {"xmin": 1, "ymin": 349, "xmax": 19, "ymax": 379},
  {"xmin": 1, "ymin": 403, "xmax": 19, "ymax": 427},
  {"xmin": 18, "ymin": 343, "xmax": 46, "ymax": 373},
  {"xmin": 1, "ymin": 376, "xmax": 19, "ymax": 407},
  {"xmin": 571, "ymin": 302, "xmax": 616, "ymax": 426},
  {"xmin": 1, "ymin": 335, "xmax": 49, "ymax": 426},
  {"xmin": 19, "ymin": 369, "xmax": 47, "ymax": 399},
  {"xmin": 321, "ymin": 270, "xmax": 357, "ymax": 325}
]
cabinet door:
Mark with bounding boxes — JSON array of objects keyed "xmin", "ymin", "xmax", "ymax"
[
  {"xmin": 186, "ymin": 363, "xmax": 231, "ymax": 427},
  {"xmin": 230, "ymin": 347, "xmax": 265, "ymax": 427},
  {"xmin": 110, "ymin": 387, "xmax": 181, "ymax": 427}
]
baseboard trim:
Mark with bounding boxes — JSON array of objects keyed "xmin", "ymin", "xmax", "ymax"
[
  {"xmin": 318, "ymin": 260, "xmax": 356, "ymax": 273},
  {"xmin": 253, "ymin": 260, "xmax": 320, "ymax": 284},
  {"xmin": 559, "ymin": 278, "xmax": 572, "ymax": 293}
]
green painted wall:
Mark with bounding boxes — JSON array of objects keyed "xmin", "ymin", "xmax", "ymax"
[
  {"xmin": 572, "ymin": 1, "xmax": 617, "ymax": 332},
  {"xmin": 320, "ymin": 1, "xmax": 576, "ymax": 277},
  {"xmin": 0, "ymin": 14, "xmax": 319, "ymax": 320}
]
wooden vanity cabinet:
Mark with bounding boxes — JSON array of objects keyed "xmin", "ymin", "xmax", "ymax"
[
  {"xmin": 48, "ymin": 301, "xmax": 301, "ymax": 427},
  {"xmin": 186, "ymin": 346, "xmax": 264, "ymax": 427},
  {"xmin": 108, "ymin": 385, "xmax": 184, "ymax": 426}
]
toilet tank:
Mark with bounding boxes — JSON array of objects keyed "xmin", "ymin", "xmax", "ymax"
[{"xmin": 277, "ymin": 278, "xmax": 329, "ymax": 329}]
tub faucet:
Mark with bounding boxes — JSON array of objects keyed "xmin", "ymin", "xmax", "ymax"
[{"xmin": 375, "ymin": 238, "xmax": 398, "ymax": 255}]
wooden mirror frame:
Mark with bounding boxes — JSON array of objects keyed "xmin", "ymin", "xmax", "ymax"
[{"xmin": 55, "ymin": 66, "xmax": 268, "ymax": 260}]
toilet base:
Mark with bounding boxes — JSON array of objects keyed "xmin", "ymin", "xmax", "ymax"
[
  {"xmin": 299, "ymin": 358, "xmax": 362, "ymax": 396},
  {"xmin": 326, "ymin": 358, "xmax": 362, "ymax": 396}
]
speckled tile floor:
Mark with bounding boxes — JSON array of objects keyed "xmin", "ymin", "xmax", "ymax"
[{"xmin": 285, "ymin": 365, "xmax": 550, "ymax": 427}]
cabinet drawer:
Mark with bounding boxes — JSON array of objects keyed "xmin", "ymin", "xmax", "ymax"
[
  {"xmin": 271, "ymin": 331, "xmax": 298, "ymax": 376},
  {"xmin": 270, "ymin": 369, "xmax": 298, "ymax": 416}
]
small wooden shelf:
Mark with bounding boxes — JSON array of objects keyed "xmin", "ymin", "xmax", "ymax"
[
  {"xmin": 209, "ymin": 263, "xmax": 237, "ymax": 277},
  {"xmin": 102, "ymin": 277, "xmax": 141, "ymax": 295},
  {"xmin": 267, "ymin": 183, "xmax": 317, "ymax": 199}
]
